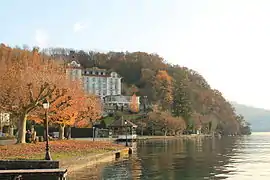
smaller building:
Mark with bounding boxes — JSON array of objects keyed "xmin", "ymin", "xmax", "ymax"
[
  {"xmin": 103, "ymin": 95, "xmax": 140, "ymax": 113},
  {"xmin": 108, "ymin": 118, "xmax": 137, "ymax": 141}
]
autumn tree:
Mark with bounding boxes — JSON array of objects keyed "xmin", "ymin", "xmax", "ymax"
[
  {"xmin": 153, "ymin": 70, "xmax": 173, "ymax": 111},
  {"xmin": 129, "ymin": 94, "xmax": 139, "ymax": 113},
  {"xmin": 0, "ymin": 45, "xmax": 70, "ymax": 143},
  {"xmin": 148, "ymin": 111, "xmax": 186, "ymax": 136},
  {"xmin": 29, "ymin": 80, "xmax": 87, "ymax": 139},
  {"xmin": 169, "ymin": 116, "xmax": 186, "ymax": 135},
  {"xmin": 75, "ymin": 95, "xmax": 102, "ymax": 128}
]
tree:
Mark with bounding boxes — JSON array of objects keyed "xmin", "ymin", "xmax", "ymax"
[
  {"xmin": 236, "ymin": 114, "xmax": 251, "ymax": 135},
  {"xmin": 75, "ymin": 95, "xmax": 102, "ymax": 128},
  {"xmin": 170, "ymin": 116, "xmax": 186, "ymax": 135},
  {"xmin": 153, "ymin": 70, "xmax": 173, "ymax": 111},
  {"xmin": 129, "ymin": 94, "xmax": 139, "ymax": 113},
  {"xmin": 172, "ymin": 83, "xmax": 192, "ymax": 123},
  {"xmin": 29, "ymin": 81, "xmax": 87, "ymax": 139},
  {"xmin": 148, "ymin": 111, "xmax": 186, "ymax": 136},
  {"xmin": 0, "ymin": 45, "xmax": 70, "ymax": 143}
]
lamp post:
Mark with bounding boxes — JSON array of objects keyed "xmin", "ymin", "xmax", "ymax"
[
  {"xmin": 92, "ymin": 126, "xmax": 95, "ymax": 141},
  {"xmin": 143, "ymin": 96, "xmax": 147, "ymax": 112},
  {"xmin": 43, "ymin": 99, "xmax": 52, "ymax": 160},
  {"xmin": 124, "ymin": 120, "xmax": 128, "ymax": 147}
]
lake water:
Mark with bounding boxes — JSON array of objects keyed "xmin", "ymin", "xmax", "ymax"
[{"xmin": 70, "ymin": 133, "xmax": 270, "ymax": 180}]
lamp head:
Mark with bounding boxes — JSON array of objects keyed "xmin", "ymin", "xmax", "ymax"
[{"xmin": 42, "ymin": 99, "xmax": 50, "ymax": 109}]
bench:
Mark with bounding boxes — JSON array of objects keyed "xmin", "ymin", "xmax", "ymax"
[
  {"xmin": 0, "ymin": 169, "xmax": 67, "ymax": 180},
  {"xmin": 0, "ymin": 160, "xmax": 67, "ymax": 180}
]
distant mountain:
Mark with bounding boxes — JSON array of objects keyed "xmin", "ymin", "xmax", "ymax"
[{"xmin": 232, "ymin": 102, "xmax": 270, "ymax": 132}]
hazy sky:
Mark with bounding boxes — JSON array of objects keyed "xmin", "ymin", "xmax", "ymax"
[{"xmin": 1, "ymin": 0, "xmax": 270, "ymax": 109}]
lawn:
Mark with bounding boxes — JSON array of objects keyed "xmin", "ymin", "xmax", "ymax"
[
  {"xmin": 102, "ymin": 114, "xmax": 142, "ymax": 126},
  {"xmin": 0, "ymin": 140, "xmax": 124, "ymax": 160}
]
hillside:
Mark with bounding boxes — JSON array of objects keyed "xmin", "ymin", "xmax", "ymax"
[
  {"xmin": 44, "ymin": 48, "xmax": 250, "ymax": 135},
  {"xmin": 232, "ymin": 102, "xmax": 270, "ymax": 132},
  {"xmin": 1, "ymin": 46, "xmax": 249, "ymax": 135}
]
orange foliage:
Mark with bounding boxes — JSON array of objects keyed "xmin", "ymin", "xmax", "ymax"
[
  {"xmin": 0, "ymin": 45, "xmax": 70, "ymax": 143},
  {"xmin": 74, "ymin": 95, "xmax": 102, "ymax": 127},
  {"xmin": 129, "ymin": 94, "xmax": 139, "ymax": 113},
  {"xmin": 0, "ymin": 45, "xmax": 103, "ymax": 141},
  {"xmin": 148, "ymin": 111, "xmax": 186, "ymax": 135},
  {"xmin": 28, "ymin": 81, "xmax": 87, "ymax": 127},
  {"xmin": 154, "ymin": 70, "xmax": 173, "ymax": 110}
]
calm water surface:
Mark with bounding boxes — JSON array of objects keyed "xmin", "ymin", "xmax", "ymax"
[{"xmin": 70, "ymin": 133, "xmax": 270, "ymax": 180}]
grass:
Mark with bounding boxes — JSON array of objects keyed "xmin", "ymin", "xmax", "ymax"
[
  {"xmin": 101, "ymin": 113, "xmax": 142, "ymax": 126},
  {"xmin": 0, "ymin": 140, "xmax": 124, "ymax": 160}
]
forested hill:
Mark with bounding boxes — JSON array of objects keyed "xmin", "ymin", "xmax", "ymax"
[
  {"xmin": 232, "ymin": 102, "xmax": 270, "ymax": 132},
  {"xmin": 43, "ymin": 48, "xmax": 249, "ymax": 135}
]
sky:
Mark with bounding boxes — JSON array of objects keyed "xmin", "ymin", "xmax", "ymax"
[{"xmin": 1, "ymin": 0, "xmax": 270, "ymax": 109}]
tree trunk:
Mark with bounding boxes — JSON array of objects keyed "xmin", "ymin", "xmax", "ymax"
[
  {"xmin": 17, "ymin": 114, "xmax": 27, "ymax": 144},
  {"xmin": 66, "ymin": 126, "xmax": 71, "ymax": 139},
  {"xmin": 164, "ymin": 129, "xmax": 167, "ymax": 136},
  {"xmin": 59, "ymin": 124, "xmax": 65, "ymax": 140},
  {"xmin": 9, "ymin": 126, "xmax": 14, "ymax": 136}
]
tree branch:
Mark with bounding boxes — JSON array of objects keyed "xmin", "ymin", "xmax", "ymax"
[{"xmin": 27, "ymin": 83, "xmax": 34, "ymax": 103}]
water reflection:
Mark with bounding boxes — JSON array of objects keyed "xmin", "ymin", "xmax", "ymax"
[{"xmin": 71, "ymin": 133, "xmax": 270, "ymax": 179}]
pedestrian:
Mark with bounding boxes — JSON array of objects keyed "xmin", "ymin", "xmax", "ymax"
[{"xmin": 25, "ymin": 130, "xmax": 31, "ymax": 143}]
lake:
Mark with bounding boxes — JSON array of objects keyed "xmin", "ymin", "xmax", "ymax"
[{"xmin": 70, "ymin": 133, "xmax": 270, "ymax": 180}]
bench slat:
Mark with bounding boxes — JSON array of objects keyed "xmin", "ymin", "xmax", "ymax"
[{"xmin": 0, "ymin": 168, "xmax": 67, "ymax": 174}]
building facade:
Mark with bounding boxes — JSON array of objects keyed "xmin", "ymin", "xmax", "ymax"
[
  {"xmin": 66, "ymin": 58, "xmax": 122, "ymax": 98},
  {"xmin": 82, "ymin": 67, "xmax": 122, "ymax": 97},
  {"xmin": 103, "ymin": 95, "xmax": 141, "ymax": 113},
  {"xmin": 65, "ymin": 51, "xmax": 142, "ymax": 114}
]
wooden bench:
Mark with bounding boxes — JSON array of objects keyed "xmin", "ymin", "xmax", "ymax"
[
  {"xmin": 0, "ymin": 160, "xmax": 67, "ymax": 180},
  {"xmin": 0, "ymin": 169, "xmax": 67, "ymax": 180}
]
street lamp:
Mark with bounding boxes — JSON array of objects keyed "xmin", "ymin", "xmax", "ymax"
[
  {"xmin": 143, "ymin": 96, "xmax": 147, "ymax": 112},
  {"xmin": 124, "ymin": 120, "xmax": 128, "ymax": 147},
  {"xmin": 43, "ymin": 99, "xmax": 52, "ymax": 160}
]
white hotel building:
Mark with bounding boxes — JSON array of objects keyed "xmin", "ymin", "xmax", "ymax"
[
  {"xmin": 66, "ymin": 60, "xmax": 122, "ymax": 98},
  {"xmin": 65, "ymin": 54, "xmax": 140, "ymax": 111}
]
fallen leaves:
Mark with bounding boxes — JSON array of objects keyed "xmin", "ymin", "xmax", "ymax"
[{"xmin": 0, "ymin": 140, "xmax": 124, "ymax": 160}]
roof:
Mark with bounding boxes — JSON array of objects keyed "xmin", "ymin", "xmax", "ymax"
[
  {"xmin": 85, "ymin": 67, "xmax": 107, "ymax": 71},
  {"xmin": 108, "ymin": 118, "xmax": 138, "ymax": 128}
]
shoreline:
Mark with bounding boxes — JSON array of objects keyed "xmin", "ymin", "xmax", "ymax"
[
  {"xmin": 0, "ymin": 135, "xmax": 211, "ymax": 175},
  {"xmin": 60, "ymin": 147, "xmax": 131, "ymax": 174},
  {"xmin": 64, "ymin": 135, "xmax": 210, "ymax": 174},
  {"xmin": 73, "ymin": 134, "xmax": 210, "ymax": 142}
]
